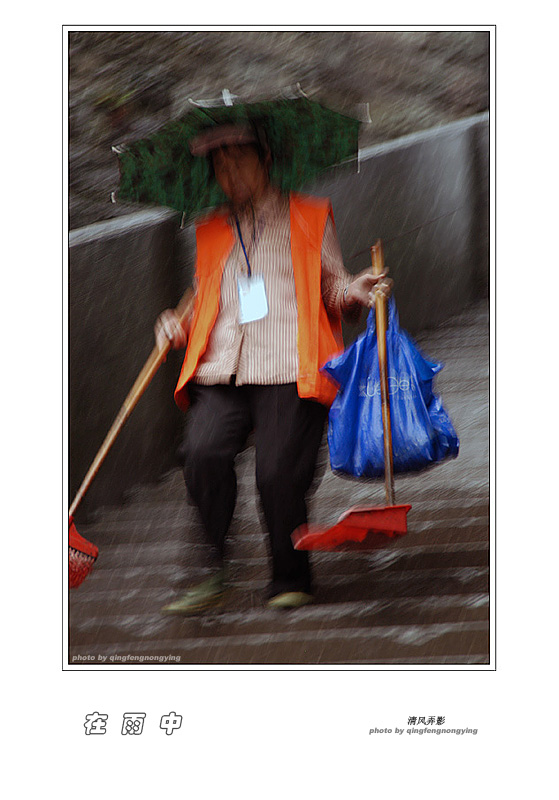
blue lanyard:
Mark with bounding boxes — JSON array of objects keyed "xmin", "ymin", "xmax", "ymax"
[{"xmin": 234, "ymin": 215, "xmax": 252, "ymax": 278}]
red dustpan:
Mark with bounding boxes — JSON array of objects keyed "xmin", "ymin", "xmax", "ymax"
[
  {"xmin": 292, "ymin": 505, "xmax": 411, "ymax": 552},
  {"xmin": 292, "ymin": 240, "xmax": 411, "ymax": 552}
]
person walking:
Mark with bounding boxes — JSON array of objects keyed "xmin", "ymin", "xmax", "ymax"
[{"xmin": 156, "ymin": 122, "xmax": 392, "ymax": 614}]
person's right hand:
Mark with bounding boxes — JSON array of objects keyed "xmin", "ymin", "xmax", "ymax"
[{"xmin": 154, "ymin": 309, "xmax": 188, "ymax": 352}]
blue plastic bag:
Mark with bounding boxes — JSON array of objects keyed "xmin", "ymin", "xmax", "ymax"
[{"xmin": 321, "ymin": 297, "xmax": 459, "ymax": 478}]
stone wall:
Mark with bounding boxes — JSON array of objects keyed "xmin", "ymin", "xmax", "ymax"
[
  {"xmin": 69, "ymin": 112, "xmax": 489, "ymax": 518},
  {"xmin": 317, "ymin": 112, "xmax": 489, "ymax": 334},
  {"xmin": 69, "ymin": 210, "xmax": 187, "ymax": 517}
]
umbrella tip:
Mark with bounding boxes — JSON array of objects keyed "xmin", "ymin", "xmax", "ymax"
[{"xmin": 356, "ymin": 103, "xmax": 372, "ymax": 123}]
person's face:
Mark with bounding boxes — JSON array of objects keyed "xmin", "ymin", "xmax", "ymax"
[{"xmin": 212, "ymin": 144, "xmax": 270, "ymax": 206}]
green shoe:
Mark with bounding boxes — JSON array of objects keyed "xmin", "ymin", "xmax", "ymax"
[
  {"xmin": 267, "ymin": 591, "xmax": 314, "ymax": 610},
  {"xmin": 161, "ymin": 571, "xmax": 225, "ymax": 616}
]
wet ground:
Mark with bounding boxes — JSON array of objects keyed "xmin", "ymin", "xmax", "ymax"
[{"xmin": 69, "ymin": 299, "xmax": 489, "ymax": 665}]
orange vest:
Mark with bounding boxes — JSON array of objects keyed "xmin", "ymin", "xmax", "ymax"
[{"xmin": 174, "ymin": 192, "xmax": 344, "ymax": 410}]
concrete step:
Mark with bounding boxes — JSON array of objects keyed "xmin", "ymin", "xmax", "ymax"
[
  {"xmin": 69, "ymin": 619, "xmax": 489, "ymax": 665},
  {"xmin": 72, "ymin": 508, "xmax": 489, "ymax": 549},
  {"xmin": 69, "ymin": 536, "xmax": 488, "ymax": 574},
  {"xmin": 70, "ymin": 557, "xmax": 488, "ymax": 597},
  {"xmin": 70, "ymin": 557, "xmax": 489, "ymax": 665},
  {"xmin": 70, "ymin": 589, "xmax": 488, "ymax": 635}
]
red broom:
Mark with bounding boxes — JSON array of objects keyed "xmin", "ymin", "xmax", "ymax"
[{"xmin": 69, "ymin": 516, "xmax": 99, "ymax": 588}]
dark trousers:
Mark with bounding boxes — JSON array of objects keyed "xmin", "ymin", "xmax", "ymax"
[{"xmin": 180, "ymin": 382, "xmax": 327, "ymax": 595}]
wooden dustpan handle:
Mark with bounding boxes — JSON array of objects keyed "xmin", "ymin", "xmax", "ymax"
[
  {"xmin": 370, "ymin": 240, "xmax": 395, "ymax": 505},
  {"xmin": 69, "ymin": 288, "xmax": 195, "ymax": 518}
]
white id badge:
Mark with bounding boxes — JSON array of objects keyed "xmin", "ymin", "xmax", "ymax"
[{"xmin": 237, "ymin": 275, "xmax": 269, "ymax": 323}]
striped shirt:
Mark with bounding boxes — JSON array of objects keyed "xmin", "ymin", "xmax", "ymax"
[{"xmin": 193, "ymin": 189, "xmax": 357, "ymax": 386}]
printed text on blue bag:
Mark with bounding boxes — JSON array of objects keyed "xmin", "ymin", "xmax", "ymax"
[{"xmin": 359, "ymin": 375, "xmax": 417, "ymax": 398}]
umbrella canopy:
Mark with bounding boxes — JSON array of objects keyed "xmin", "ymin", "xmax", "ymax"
[{"xmin": 113, "ymin": 95, "xmax": 360, "ymax": 221}]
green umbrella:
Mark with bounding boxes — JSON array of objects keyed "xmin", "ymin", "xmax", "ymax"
[{"xmin": 113, "ymin": 95, "xmax": 360, "ymax": 222}]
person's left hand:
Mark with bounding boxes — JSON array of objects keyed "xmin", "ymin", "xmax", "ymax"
[{"xmin": 345, "ymin": 269, "xmax": 394, "ymax": 308}]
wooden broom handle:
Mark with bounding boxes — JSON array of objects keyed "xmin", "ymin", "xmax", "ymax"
[
  {"xmin": 370, "ymin": 240, "xmax": 395, "ymax": 505},
  {"xmin": 69, "ymin": 288, "xmax": 195, "ymax": 518}
]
